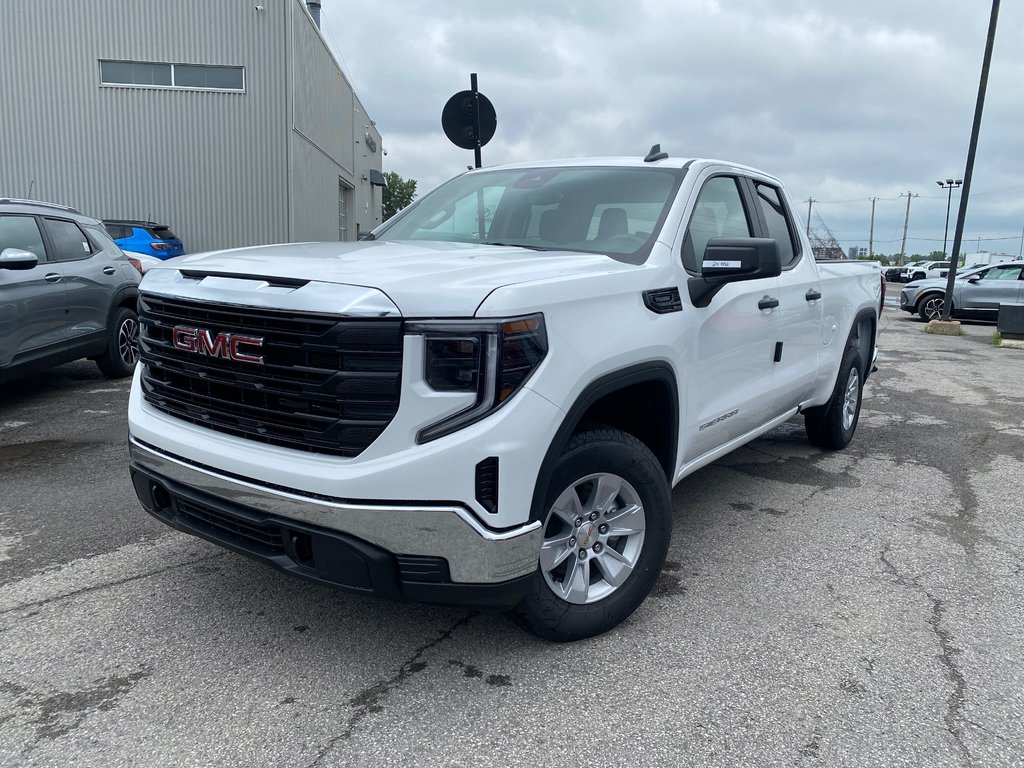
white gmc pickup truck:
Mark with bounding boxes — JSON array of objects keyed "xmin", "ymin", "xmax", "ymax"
[{"xmin": 128, "ymin": 151, "xmax": 881, "ymax": 640}]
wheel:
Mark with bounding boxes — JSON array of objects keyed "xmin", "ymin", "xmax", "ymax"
[
  {"xmin": 515, "ymin": 427, "xmax": 672, "ymax": 642},
  {"xmin": 804, "ymin": 343, "xmax": 863, "ymax": 450},
  {"xmin": 913, "ymin": 271, "xmax": 926, "ymax": 281},
  {"xmin": 917, "ymin": 293, "xmax": 947, "ymax": 322},
  {"xmin": 96, "ymin": 307, "xmax": 140, "ymax": 378}
]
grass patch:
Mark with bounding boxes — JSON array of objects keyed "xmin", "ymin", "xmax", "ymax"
[{"xmin": 993, "ymin": 331, "xmax": 1003, "ymax": 347}]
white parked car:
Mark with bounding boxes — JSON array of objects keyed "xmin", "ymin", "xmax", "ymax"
[
  {"xmin": 128, "ymin": 151, "xmax": 882, "ymax": 640},
  {"xmin": 903, "ymin": 260, "xmax": 951, "ymax": 282}
]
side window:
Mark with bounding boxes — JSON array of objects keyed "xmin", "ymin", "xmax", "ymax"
[
  {"xmin": 43, "ymin": 218, "xmax": 95, "ymax": 261},
  {"xmin": 0, "ymin": 215, "xmax": 47, "ymax": 260},
  {"xmin": 981, "ymin": 265, "xmax": 1022, "ymax": 281},
  {"xmin": 84, "ymin": 225, "xmax": 121, "ymax": 253},
  {"xmin": 752, "ymin": 181, "xmax": 799, "ymax": 267},
  {"xmin": 682, "ymin": 176, "xmax": 752, "ymax": 274},
  {"xmin": 105, "ymin": 224, "xmax": 127, "ymax": 239}
]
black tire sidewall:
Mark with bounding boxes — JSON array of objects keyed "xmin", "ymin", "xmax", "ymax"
[
  {"xmin": 918, "ymin": 294, "xmax": 947, "ymax": 322},
  {"xmin": 805, "ymin": 342, "xmax": 863, "ymax": 450},
  {"xmin": 516, "ymin": 428, "xmax": 672, "ymax": 642},
  {"xmin": 97, "ymin": 307, "xmax": 138, "ymax": 378},
  {"xmin": 836, "ymin": 347, "xmax": 862, "ymax": 444}
]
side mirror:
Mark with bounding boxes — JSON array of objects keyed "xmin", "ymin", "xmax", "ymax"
[
  {"xmin": 688, "ymin": 237, "xmax": 781, "ymax": 307},
  {"xmin": 0, "ymin": 248, "xmax": 39, "ymax": 270},
  {"xmin": 967, "ymin": 277, "xmax": 981, "ymax": 284}
]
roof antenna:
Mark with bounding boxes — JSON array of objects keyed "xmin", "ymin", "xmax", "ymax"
[{"xmin": 644, "ymin": 144, "xmax": 668, "ymax": 162}]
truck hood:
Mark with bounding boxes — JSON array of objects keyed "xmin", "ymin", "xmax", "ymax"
[{"xmin": 154, "ymin": 240, "xmax": 635, "ymax": 316}]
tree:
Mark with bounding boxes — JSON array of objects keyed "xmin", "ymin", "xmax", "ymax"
[{"xmin": 382, "ymin": 172, "xmax": 417, "ymax": 221}]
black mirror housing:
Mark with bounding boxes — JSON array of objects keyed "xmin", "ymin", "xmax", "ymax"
[{"xmin": 688, "ymin": 238, "xmax": 781, "ymax": 307}]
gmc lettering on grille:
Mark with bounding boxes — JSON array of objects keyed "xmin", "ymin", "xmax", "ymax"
[{"xmin": 171, "ymin": 326, "xmax": 265, "ymax": 364}]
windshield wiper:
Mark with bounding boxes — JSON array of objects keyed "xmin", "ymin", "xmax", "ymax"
[{"xmin": 481, "ymin": 241, "xmax": 548, "ymax": 251}]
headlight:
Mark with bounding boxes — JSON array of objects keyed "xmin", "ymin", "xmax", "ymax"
[{"xmin": 407, "ymin": 314, "xmax": 548, "ymax": 442}]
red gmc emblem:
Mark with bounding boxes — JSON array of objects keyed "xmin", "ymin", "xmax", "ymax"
[{"xmin": 171, "ymin": 326, "xmax": 265, "ymax": 364}]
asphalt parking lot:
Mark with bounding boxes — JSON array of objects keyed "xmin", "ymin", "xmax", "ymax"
[{"xmin": 1, "ymin": 305, "xmax": 1022, "ymax": 768}]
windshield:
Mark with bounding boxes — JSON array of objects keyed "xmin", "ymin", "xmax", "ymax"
[{"xmin": 374, "ymin": 166, "xmax": 684, "ymax": 264}]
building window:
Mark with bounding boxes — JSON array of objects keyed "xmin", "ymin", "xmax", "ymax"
[{"xmin": 99, "ymin": 60, "xmax": 244, "ymax": 92}]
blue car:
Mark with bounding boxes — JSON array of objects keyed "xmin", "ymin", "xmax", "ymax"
[{"xmin": 103, "ymin": 219, "xmax": 185, "ymax": 259}]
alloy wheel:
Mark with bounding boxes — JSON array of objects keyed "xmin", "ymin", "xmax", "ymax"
[
  {"xmin": 540, "ymin": 472, "xmax": 646, "ymax": 605},
  {"xmin": 119, "ymin": 317, "xmax": 140, "ymax": 366},
  {"xmin": 842, "ymin": 367, "xmax": 860, "ymax": 431}
]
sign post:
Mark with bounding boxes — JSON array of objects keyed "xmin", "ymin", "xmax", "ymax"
[{"xmin": 441, "ymin": 73, "xmax": 497, "ymax": 169}]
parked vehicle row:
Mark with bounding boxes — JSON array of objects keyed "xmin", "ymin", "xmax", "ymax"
[{"xmin": 899, "ymin": 261, "xmax": 1024, "ymax": 321}]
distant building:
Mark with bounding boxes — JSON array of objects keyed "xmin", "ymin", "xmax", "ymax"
[
  {"xmin": 0, "ymin": 0, "xmax": 384, "ymax": 252},
  {"xmin": 847, "ymin": 246, "xmax": 867, "ymax": 259}
]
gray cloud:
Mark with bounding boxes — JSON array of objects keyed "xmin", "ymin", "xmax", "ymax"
[{"xmin": 325, "ymin": 0, "xmax": 1024, "ymax": 255}]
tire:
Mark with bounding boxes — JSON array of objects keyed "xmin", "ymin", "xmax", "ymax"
[
  {"xmin": 95, "ymin": 307, "xmax": 140, "ymax": 378},
  {"xmin": 515, "ymin": 427, "xmax": 672, "ymax": 642},
  {"xmin": 917, "ymin": 293, "xmax": 947, "ymax": 322},
  {"xmin": 804, "ymin": 342, "xmax": 863, "ymax": 450},
  {"xmin": 913, "ymin": 271, "xmax": 926, "ymax": 282}
]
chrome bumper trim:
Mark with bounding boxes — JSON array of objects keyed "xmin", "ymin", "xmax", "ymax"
[{"xmin": 129, "ymin": 438, "xmax": 542, "ymax": 583}]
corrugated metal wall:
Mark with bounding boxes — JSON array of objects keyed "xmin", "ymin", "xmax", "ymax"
[
  {"xmin": 287, "ymin": 0, "xmax": 383, "ymax": 241},
  {"xmin": 0, "ymin": 0, "xmax": 382, "ymax": 253}
]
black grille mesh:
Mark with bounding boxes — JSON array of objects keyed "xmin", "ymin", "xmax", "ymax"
[{"xmin": 139, "ymin": 293, "xmax": 402, "ymax": 457}]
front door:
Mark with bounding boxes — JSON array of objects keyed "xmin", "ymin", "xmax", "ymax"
[
  {"xmin": 0, "ymin": 214, "xmax": 68, "ymax": 368},
  {"xmin": 678, "ymin": 172, "xmax": 781, "ymax": 464}
]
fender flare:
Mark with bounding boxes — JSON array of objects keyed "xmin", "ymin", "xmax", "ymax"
[
  {"xmin": 848, "ymin": 307, "xmax": 877, "ymax": 380},
  {"xmin": 529, "ymin": 361, "xmax": 679, "ymax": 522},
  {"xmin": 108, "ymin": 285, "xmax": 140, "ymax": 322}
]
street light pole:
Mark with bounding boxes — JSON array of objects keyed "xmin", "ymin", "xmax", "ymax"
[
  {"xmin": 937, "ymin": 178, "xmax": 963, "ymax": 269},
  {"xmin": 940, "ymin": 0, "xmax": 1001, "ymax": 322}
]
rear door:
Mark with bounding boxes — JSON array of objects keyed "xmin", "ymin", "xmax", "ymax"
[
  {"xmin": 745, "ymin": 178, "xmax": 822, "ymax": 413},
  {"xmin": 678, "ymin": 171, "xmax": 781, "ymax": 462},
  {"xmin": 41, "ymin": 217, "xmax": 119, "ymax": 349},
  {"xmin": 958, "ymin": 263, "xmax": 1024, "ymax": 311},
  {"xmin": 0, "ymin": 214, "xmax": 69, "ymax": 367}
]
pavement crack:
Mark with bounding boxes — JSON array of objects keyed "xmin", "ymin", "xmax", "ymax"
[
  {"xmin": 0, "ymin": 552, "xmax": 228, "ymax": 617},
  {"xmin": 306, "ymin": 612, "xmax": 476, "ymax": 767},
  {"xmin": 927, "ymin": 595, "xmax": 970, "ymax": 764},
  {"xmin": 880, "ymin": 545, "xmax": 971, "ymax": 764}
]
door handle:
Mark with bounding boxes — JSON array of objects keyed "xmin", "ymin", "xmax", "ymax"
[
  {"xmin": 758, "ymin": 296, "xmax": 779, "ymax": 310},
  {"xmin": 102, "ymin": 266, "xmax": 117, "ymax": 275},
  {"xmin": 44, "ymin": 273, "xmax": 62, "ymax": 283},
  {"xmin": 805, "ymin": 289, "xmax": 822, "ymax": 302}
]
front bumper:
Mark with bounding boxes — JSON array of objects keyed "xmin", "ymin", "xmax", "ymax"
[{"xmin": 129, "ymin": 439, "xmax": 542, "ymax": 606}]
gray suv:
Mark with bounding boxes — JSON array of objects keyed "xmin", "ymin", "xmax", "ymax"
[{"xmin": 0, "ymin": 199, "xmax": 141, "ymax": 384}]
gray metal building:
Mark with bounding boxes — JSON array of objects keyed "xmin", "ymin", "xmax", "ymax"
[{"xmin": 0, "ymin": 0, "xmax": 383, "ymax": 252}]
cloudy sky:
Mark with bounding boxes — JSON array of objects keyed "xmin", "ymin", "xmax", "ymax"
[{"xmin": 323, "ymin": 1, "xmax": 1023, "ymax": 258}]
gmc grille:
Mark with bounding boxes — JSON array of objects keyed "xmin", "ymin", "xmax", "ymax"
[{"xmin": 138, "ymin": 293, "xmax": 402, "ymax": 457}]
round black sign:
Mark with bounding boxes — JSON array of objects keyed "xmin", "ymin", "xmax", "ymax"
[{"xmin": 441, "ymin": 90, "xmax": 497, "ymax": 150}]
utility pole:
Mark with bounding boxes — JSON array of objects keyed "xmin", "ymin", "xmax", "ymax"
[
  {"xmin": 805, "ymin": 198, "xmax": 814, "ymax": 238},
  {"xmin": 898, "ymin": 191, "xmax": 918, "ymax": 266},
  {"xmin": 868, "ymin": 197, "xmax": 877, "ymax": 259},
  {"xmin": 1018, "ymin": 223, "xmax": 1023, "ymax": 258}
]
